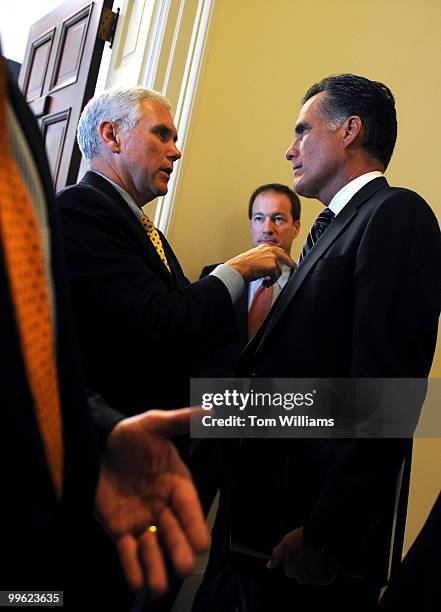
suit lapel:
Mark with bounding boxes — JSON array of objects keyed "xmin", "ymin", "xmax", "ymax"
[
  {"xmin": 158, "ymin": 228, "xmax": 187, "ymax": 286},
  {"xmin": 250, "ymin": 177, "xmax": 389, "ymax": 357},
  {"xmin": 80, "ymin": 171, "xmax": 177, "ymax": 286}
]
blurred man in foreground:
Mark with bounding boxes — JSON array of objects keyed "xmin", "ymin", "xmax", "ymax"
[{"xmin": 0, "ymin": 53, "xmax": 209, "ymax": 611}]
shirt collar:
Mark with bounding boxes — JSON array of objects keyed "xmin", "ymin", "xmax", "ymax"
[
  {"xmin": 252, "ymin": 264, "xmax": 291, "ymax": 291},
  {"xmin": 278, "ymin": 264, "xmax": 292, "ymax": 288},
  {"xmin": 90, "ymin": 170, "xmax": 143, "ymax": 220},
  {"xmin": 328, "ymin": 171, "xmax": 383, "ymax": 216}
]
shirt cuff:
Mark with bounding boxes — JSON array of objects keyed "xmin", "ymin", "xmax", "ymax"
[{"xmin": 210, "ymin": 263, "xmax": 244, "ymax": 303}]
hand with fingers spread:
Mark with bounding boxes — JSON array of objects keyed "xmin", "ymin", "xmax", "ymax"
[
  {"xmin": 226, "ymin": 243, "xmax": 295, "ymax": 286},
  {"xmin": 266, "ymin": 526, "xmax": 338, "ymax": 585},
  {"xmin": 94, "ymin": 408, "xmax": 209, "ymax": 597}
]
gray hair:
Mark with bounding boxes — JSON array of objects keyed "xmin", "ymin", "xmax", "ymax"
[{"xmin": 77, "ymin": 86, "xmax": 171, "ymax": 162}]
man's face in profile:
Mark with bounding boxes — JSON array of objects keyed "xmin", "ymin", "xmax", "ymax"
[
  {"xmin": 250, "ymin": 189, "xmax": 300, "ymax": 255},
  {"xmin": 116, "ymin": 99, "xmax": 181, "ymax": 204},
  {"xmin": 286, "ymin": 92, "xmax": 345, "ymax": 203}
]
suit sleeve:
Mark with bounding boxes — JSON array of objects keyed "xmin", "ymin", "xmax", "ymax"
[
  {"xmin": 56, "ymin": 185, "xmax": 238, "ymax": 359},
  {"xmin": 350, "ymin": 189, "xmax": 440, "ymax": 378}
]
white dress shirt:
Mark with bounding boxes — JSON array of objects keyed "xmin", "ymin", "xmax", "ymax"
[
  {"xmin": 248, "ymin": 264, "xmax": 292, "ymax": 309},
  {"xmin": 328, "ymin": 171, "xmax": 383, "ymax": 217}
]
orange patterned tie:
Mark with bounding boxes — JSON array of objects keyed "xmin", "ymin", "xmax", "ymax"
[
  {"xmin": 0, "ymin": 57, "xmax": 63, "ymax": 499},
  {"xmin": 140, "ymin": 212, "xmax": 171, "ymax": 273},
  {"xmin": 248, "ymin": 282, "xmax": 274, "ymax": 339}
]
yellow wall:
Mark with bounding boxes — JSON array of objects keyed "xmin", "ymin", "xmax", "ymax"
[{"xmin": 168, "ymin": 0, "xmax": 441, "ymax": 553}]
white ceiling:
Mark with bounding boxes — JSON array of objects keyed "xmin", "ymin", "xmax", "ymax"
[{"xmin": 1, "ymin": 1, "xmax": 64, "ymax": 63}]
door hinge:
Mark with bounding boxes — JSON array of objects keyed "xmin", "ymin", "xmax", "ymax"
[{"xmin": 98, "ymin": 7, "xmax": 120, "ymax": 48}]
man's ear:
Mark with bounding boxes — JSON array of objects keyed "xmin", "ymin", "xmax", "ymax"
[
  {"xmin": 292, "ymin": 220, "xmax": 301, "ymax": 239},
  {"xmin": 341, "ymin": 115, "xmax": 362, "ymax": 148},
  {"xmin": 99, "ymin": 120, "xmax": 120, "ymax": 154}
]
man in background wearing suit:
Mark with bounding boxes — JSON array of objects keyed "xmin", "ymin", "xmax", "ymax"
[
  {"xmin": 0, "ymin": 53, "xmax": 210, "ymax": 612},
  {"xmin": 247, "ymin": 182, "xmax": 300, "ymax": 335},
  {"xmin": 195, "ymin": 74, "xmax": 440, "ymax": 611},
  {"xmin": 194, "ymin": 183, "xmax": 302, "ymax": 556},
  {"xmin": 200, "ymin": 182, "xmax": 301, "ymax": 376}
]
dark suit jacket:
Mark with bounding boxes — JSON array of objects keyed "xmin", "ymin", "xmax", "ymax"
[
  {"xmin": 198, "ymin": 264, "xmax": 296, "ymax": 376},
  {"xmin": 199, "ymin": 263, "xmax": 248, "ymax": 377},
  {"xmin": 1, "ymin": 65, "xmax": 99, "ymax": 597},
  {"xmin": 56, "ymin": 171, "xmax": 238, "ymax": 415},
  {"xmin": 234, "ymin": 178, "xmax": 441, "ymax": 581}
]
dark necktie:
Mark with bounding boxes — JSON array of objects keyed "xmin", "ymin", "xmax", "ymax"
[{"xmin": 299, "ymin": 207, "xmax": 335, "ymax": 263}]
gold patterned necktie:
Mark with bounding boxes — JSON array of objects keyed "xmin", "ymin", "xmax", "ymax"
[
  {"xmin": 248, "ymin": 282, "xmax": 274, "ymax": 339},
  {"xmin": 140, "ymin": 212, "xmax": 171, "ymax": 273},
  {"xmin": 0, "ymin": 57, "xmax": 63, "ymax": 499}
]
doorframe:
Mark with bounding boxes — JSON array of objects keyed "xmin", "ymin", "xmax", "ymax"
[
  {"xmin": 98, "ymin": 0, "xmax": 216, "ymax": 236},
  {"xmin": 150, "ymin": 0, "xmax": 215, "ymax": 235}
]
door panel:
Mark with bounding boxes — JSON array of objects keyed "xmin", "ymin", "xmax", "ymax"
[
  {"xmin": 19, "ymin": 0, "xmax": 116, "ymax": 191},
  {"xmin": 23, "ymin": 29, "xmax": 55, "ymax": 102},
  {"xmin": 41, "ymin": 109, "xmax": 71, "ymax": 184},
  {"xmin": 50, "ymin": 4, "xmax": 93, "ymax": 91}
]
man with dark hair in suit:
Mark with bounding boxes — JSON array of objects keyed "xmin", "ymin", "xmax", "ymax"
[
  {"xmin": 195, "ymin": 182, "xmax": 302, "ymax": 546},
  {"xmin": 200, "ymin": 182, "xmax": 301, "ymax": 376},
  {"xmin": 194, "ymin": 74, "xmax": 440, "ymax": 611},
  {"xmin": 247, "ymin": 183, "xmax": 301, "ymax": 337},
  {"xmin": 0, "ymin": 52, "xmax": 211, "ymax": 612}
]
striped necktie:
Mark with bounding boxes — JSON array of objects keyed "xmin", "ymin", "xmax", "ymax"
[
  {"xmin": 140, "ymin": 212, "xmax": 171, "ymax": 273},
  {"xmin": 0, "ymin": 57, "xmax": 63, "ymax": 499},
  {"xmin": 299, "ymin": 207, "xmax": 335, "ymax": 263}
]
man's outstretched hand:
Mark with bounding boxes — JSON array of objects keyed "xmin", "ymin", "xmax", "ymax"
[{"xmin": 94, "ymin": 408, "xmax": 209, "ymax": 597}]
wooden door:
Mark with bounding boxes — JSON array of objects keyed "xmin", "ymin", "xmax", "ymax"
[{"xmin": 18, "ymin": 0, "xmax": 118, "ymax": 190}]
